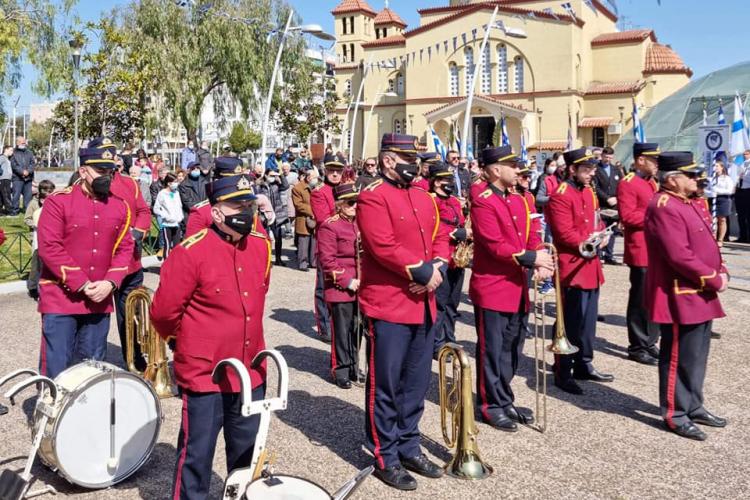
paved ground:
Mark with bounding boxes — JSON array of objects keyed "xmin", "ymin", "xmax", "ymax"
[{"xmin": 1, "ymin": 241, "xmax": 749, "ymax": 499}]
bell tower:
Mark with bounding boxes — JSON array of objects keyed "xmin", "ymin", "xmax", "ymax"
[{"xmin": 331, "ymin": 0, "xmax": 377, "ymax": 65}]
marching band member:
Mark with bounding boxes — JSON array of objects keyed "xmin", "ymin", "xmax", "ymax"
[
  {"xmin": 515, "ymin": 164, "xmax": 542, "ymax": 240},
  {"xmin": 358, "ymin": 133, "xmax": 450, "ymax": 490},
  {"xmin": 37, "ymin": 139, "xmax": 134, "ymax": 379},
  {"xmin": 470, "ymin": 146, "xmax": 553, "ymax": 431},
  {"xmin": 317, "ymin": 183, "xmax": 362, "ymax": 389},
  {"xmin": 547, "ymin": 148, "xmax": 613, "ymax": 395},
  {"xmin": 428, "ymin": 160, "xmax": 468, "ymax": 357},
  {"xmin": 151, "ymin": 173, "xmax": 271, "ymax": 499},
  {"xmin": 644, "ymin": 151, "xmax": 728, "ymax": 441},
  {"xmin": 617, "ymin": 143, "xmax": 661, "ymax": 365},
  {"xmin": 412, "ymin": 152, "xmax": 434, "ymax": 191},
  {"xmin": 310, "ymin": 153, "xmax": 344, "ymax": 342}
]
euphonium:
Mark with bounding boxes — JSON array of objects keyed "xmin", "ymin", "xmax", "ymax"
[
  {"xmin": 125, "ymin": 287, "xmax": 174, "ymax": 399},
  {"xmin": 452, "ymin": 216, "xmax": 473, "ymax": 268},
  {"xmin": 438, "ymin": 343, "xmax": 492, "ymax": 479}
]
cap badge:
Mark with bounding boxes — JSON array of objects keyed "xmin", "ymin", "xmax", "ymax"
[{"xmin": 236, "ymin": 176, "xmax": 252, "ymax": 190}]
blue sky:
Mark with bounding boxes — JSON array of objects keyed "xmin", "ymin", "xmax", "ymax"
[{"xmin": 10, "ymin": 0, "xmax": 750, "ymax": 110}]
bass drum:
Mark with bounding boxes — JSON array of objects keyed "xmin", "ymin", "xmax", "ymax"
[
  {"xmin": 35, "ymin": 360, "xmax": 161, "ymax": 488},
  {"xmin": 245, "ymin": 474, "xmax": 332, "ymax": 500}
]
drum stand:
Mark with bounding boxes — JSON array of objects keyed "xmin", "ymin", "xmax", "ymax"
[{"xmin": 0, "ymin": 369, "xmax": 59, "ymax": 500}]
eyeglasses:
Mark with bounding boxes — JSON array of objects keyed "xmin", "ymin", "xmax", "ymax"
[
  {"xmin": 365, "ymin": 163, "xmax": 376, "ymax": 167},
  {"xmin": 345, "ymin": 200, "xmax": 357, "ymax": 207}
]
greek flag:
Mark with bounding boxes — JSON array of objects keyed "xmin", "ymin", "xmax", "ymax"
[
  {"xmin": 430, "ymin": 125, "xmax": 447, "ymax": 161},
  {"xmin": 561, "ymin": 2, "xmax": 576, "ymax": 20},
  {"xmin": 717, "ymin": 100, "xmax": 726, "ymax": 125},
  {"xmin": 632, "ymin": 99, "xmax": 645, "ymax": 143},
  {"xmin": 521, "ymin": 133, "xmax": 528, "ymax": 165},
  {"xmin": 500, "ymin": 115, "xmax": 510, "ymax": 146},
  {"xmin": 730, "ymin": 93, "xmax": 750, "ymax": 157}
]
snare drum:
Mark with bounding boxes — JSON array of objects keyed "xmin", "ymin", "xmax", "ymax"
[
  {"xmin": 245, "ymin": 474, "xmax": 332, "ymax": 500},
  {"xmin": 35, "ymin": 360, "xmax": 161, "ymax": 488}
]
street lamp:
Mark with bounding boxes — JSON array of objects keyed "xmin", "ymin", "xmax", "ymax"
[
  {"xmin": 69, "ymin": 37, "xmax": 84, "ymax": 168},
  {"xmin": 362, "ymin": 90, "xmax": 398, "ymax": 161},
  {"xmin": 348, "ymin": 58, "xmax": 396, "ymax": 163},
  {"xmin": 261, "ymin": 11, "xmax": 335, "ymax": 159}
]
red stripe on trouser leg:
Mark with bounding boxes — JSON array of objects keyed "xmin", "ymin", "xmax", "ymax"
[
  {"xmin": 328, "ymin": 304, "xmax": 337, "ymax": 380},
  {"xmin": 665, "ymin": 323, "xmax": 680, "ymax": 429},
  {"xmin": 39, "ymin": 318, "xmax": 47, "ymax": 377},
  {"xmin": 173, "ymin": 392, "xmax": 190, "ymax": 500},
  {"xmin": 476, "ymin": 307, "xmax": 491, "ymax": 422},
  {"xmin": 366, "ymin": 320, "xmax": 384, "ymax": 469}
]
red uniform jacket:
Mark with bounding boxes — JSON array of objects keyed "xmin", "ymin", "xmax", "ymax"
[
  {"xmin": 110, "ymin": 172, "xmax": 151, "ymax": 275},
  {"xmin": 310, "ymin": 183, "xmax": 335, "ymax": 225},
  {"xmin": 317, "ymin": 214, "xmax": 358, "ymax": 303},
  {"xmin": 617, "ymin": 172, "xmax": 658, "ymax": 267},
  {"xmin": 432, "ymin": 193, "xmax": 466, "ymax": 268},
  {"xmin": 547, "ymin": 180, "xmax": 605, "ymax": 290},
  {"xmin": 184, "ymin": 201, "xmax": 267, "ymax": 239},
  {"xmin": 150, "ymin": 227, "xmax": 272, "ymax": 392},
  {"xmin": 0, "ymin": 228, "xmax": 5, "ymax": 246},
  {"xmin": 521, "ymin": 189, "xmax": 542, "ymax": 243},
  {"xmin": 37, "ymin": 185, "xmax": 134, "ymax": 314},
  {"xmin": 357, "ymin": 178, "xmax": 450, "ymax": 324},
  {"xmin": 645, "ymin": 192, "xmax": 725, "ymax": 325},
  {"xmin": 693, "ymin": 197, "xmax": 712, "ymax": 226},
  {"xmin": 470, "ymin": 185, "xmax": 541, "ymax": 313},
  {"xmin": 412, "ymin": 178, "xmax": 430, "ymax": 191},
  {"xmin": 470, "ymin": 180, "xmax": 488, "ymax": 201}
]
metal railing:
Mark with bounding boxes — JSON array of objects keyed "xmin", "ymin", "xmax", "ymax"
[{"xmin": 0, "ymin": 232, "xmax": 33, "ymax": 281}]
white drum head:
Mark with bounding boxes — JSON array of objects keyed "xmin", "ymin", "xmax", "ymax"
[
  {"xmin": 53, "ymin": 371, "xmax": 160, "ymax": 488},
  {"xmin": 245, "ymin": 475, "xmax": 331, "ymax": 500}
]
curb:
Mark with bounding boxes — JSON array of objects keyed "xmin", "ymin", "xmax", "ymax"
[{"xmin": 0, "ymin": 256, "xmax": 163, "ymax": 296}]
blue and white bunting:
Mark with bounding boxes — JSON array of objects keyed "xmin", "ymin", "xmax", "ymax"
[{"xmin": 632, "ymin": 99, "xmax": 645, "ymax": 143}]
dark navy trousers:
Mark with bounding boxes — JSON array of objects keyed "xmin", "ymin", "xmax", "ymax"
[
  {"xmin": 474, "ymin": 304, "xmax": 527, "ymax": 422},
  {"xmin": 328, "ymin": 301, "xmax": 360, "ymax": 382},
  {"xmin": 626, "ymin": 266, "xmax": 660, "ymax": 355},
  {"xmin": 172, "ymin": 385, "xmax": 265, "ymax": 500},
  {"xmin": 39, "ymin": 313, "xmax": 110, "ymax": 379},
  {"xmin": 431, "ymin": 266, "xmax": 465, "ymax": 357},
  {"xmin": 554, "ymin": 287, "xmax": 599, "ymax": 381},
  {"xmin": 365, "ymin": 305, "xmax": 433, "ymax": 469}
]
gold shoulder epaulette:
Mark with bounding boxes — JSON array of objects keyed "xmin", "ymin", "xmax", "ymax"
[
  {"xmin": 364, "ymin": 179, "xmax": 383, "ymax": 192},
  {"xmin": 657, "ymin": 194, "xmax": 670, "ymax": 208},
  {"xmin": 556, "ymin": 183, "xmax": 568, "ymax": 195},
  {"xmin": 479, "ymin": 189, "xmax": 492, "ymax": 199},
  {"xmin": 324, "ymin": 214, "xmax": 340, "ymax": 224},
  {"xmin": 49, "ymin": 186, "xmax": 74, "ymax": 197},
  {"xmin": 248, "ymin": 231, "xmax": 268, "ymax": 239},
  {"xmin": 429, "ymin": 192, "xmax": 437, "ymax": 198},
  {"xmin": 181, "ymin": 229, "xmax": 208, "ymax": 250},
  {"xmin": 193, "ymin": 199, "xmax": 210, "ymax": 210},
  {"xmin": 623, "ymin": 172, "xmax": 635, "ymax": 182}
]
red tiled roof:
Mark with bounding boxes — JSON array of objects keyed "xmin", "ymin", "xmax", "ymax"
[
  {"xmin": 418, "ymin": 0, "xmax": 617, "ymax": 21},
  {"xmin": 529, "ymin": 141, "xmax": 568, "ymax": 151},
  {"xmin": 331, "ymin": 0, "xmax": 376, "ymax": 17},
  {"xmin": 361, "ymin": 34, "xmax": 406, "ymax": 48},
  {"xmin": 644, "ymin": 43, "xmax": 693, "ymax": 77},
  {"xmin": 591, "ymin": 29, "xmax": 655, "ymax": 46},
  {"xmin": 374, "ymin": 8, "xmax": 407, "ymax": 28},
  {"xmin": 578, "ymin": 117, "xmax": 613, "ymax": 128},
  {"xmin": 586, "ymin": 81, "xmax": 645, "ymax": 95}
]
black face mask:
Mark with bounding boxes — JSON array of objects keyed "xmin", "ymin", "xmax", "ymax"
[
  {"xmin": 91, "ymin": 175, "xmax": 112, "ymax": 198},
  {"xmin": 442, "ymin": 181, "xmax": 455, "ymax": 196},
  {"xmin": 394, "ymin": 163, "xmax": 419, "ymax": 186},
  {"xmin": 223, "ymin": 208, "xmax": 255, "ymax": 236}
]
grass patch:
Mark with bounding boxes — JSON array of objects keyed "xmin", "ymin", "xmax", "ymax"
[{"xmin": 0, "ymin": 215, "xmax": 32, "ymax": 283}]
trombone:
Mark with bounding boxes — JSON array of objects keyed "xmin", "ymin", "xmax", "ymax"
[
  {"xmin": 531, "ymin": 243, "xmax": 579, "ymax": 433},
  {"xmin": 125, "ymin": 287, "xmax": 175, "ymax": 399}
]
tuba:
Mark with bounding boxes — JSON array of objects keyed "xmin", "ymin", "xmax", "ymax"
[
  {"xmin": 438, "ymin": 343, "xmax": 492, "ymax": 479},
  {"xmin": 125, "ymin": 287, "xmax": 174, "ymax": 399},
  {"xmin": 531, "ymin": 243, "xmax": 579, "ymax": 433},
  {"xmin": 451, "ymin": 215, "xmax": 473, "ymax": 268}
]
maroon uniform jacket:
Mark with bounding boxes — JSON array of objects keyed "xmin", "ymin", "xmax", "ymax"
[
  {"xmin": 617, "ymin": 172, "xmax": 658, "ymax": 267},
  {"xmin": 184, "ymin": 201, "xmax": 267, "ymax": 239},
  {"xmin": 317, "ymin": 214, "xmax": 358, "ymax": 303},
  {"xmin": 693, "ymin": 196, "xmax": 712, "ymax": 226},
  {"xmin": 37, "ymin": 185, "xmax": 134, "ymax": 314},
  {"xmin": 432, "ymin": 193, "xmax": 466, "ymax": 268},
  {"xmin": 412, "ymin": 178, "xmax": 430, "ymax": 191},
  {"xmin": 645, "ymin": 191, "xmax": 725, "ymax": 325},
  {"xmin": 310, "ymin": 183, "xmax": 335, "ymax": 225},
  {"xmin": 470, "ymin": 185, "xmax": 541, "ymax": 313},
  {"xmin": 150, "ymin": 227, "xmax": 272, "ymax": 393},
  {"xmin": 470, "ymin": 180, "xmax": 488, "ymax": 201},
  {"xmin": 110, "ymin": 172, "xmax": 152, "ymax": 275},
  {"xmin": 521, "ymin": 189, "xmax": 542, "ymax": 243},
  {"xmin": 357, "ymin": 178, "xmax": 450, "ymax": 324},
  {"xmin": 547, "ymin": 180, "xmax": 605, "ymax": 290}
]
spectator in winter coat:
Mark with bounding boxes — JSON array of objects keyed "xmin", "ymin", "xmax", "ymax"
[
  {"xmin": 196, "ymin": 141, "xmax": 214, "ymax": 172},
  {"xmin": 10, "ymin": 136, "xmax": 35, "ymax": 215},
  {"xmin": 255, "ymin": 169, "xmax": 290, "ymax": 265},
  {"xmin": 179, "ymin": 161, "xmax": 210, "ymax": 215}
]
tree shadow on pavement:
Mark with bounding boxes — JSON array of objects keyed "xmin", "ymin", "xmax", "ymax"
[
  {"xmin": 275, "ymin": 344, "xmax": 331, "ymax": 383},
  {"xmin": 599, "ymin": 314, "xmax": 627, "ymax": 328},
  {"xmin": 270, "ymin": 308, "xmax": 318, "ymax": 339},
  {"xmin": 276, "ymin": 389, "xmax": 372, "ymax": 470},
  {"xmin": 595, "ymin": 337, "xmax": 629, "ymax": 360}
]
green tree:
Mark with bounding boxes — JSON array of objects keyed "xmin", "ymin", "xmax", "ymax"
[
  {"xmin": 227, "ymin": 122, "xmax": 262, "ymax": 153},
  {"xmin": 275, "ymin": 66, "xmax": 341, "ymax": 144},
  {"xmin": 27, "ymin": 119, "xmax": 54, "ymax": 150}
]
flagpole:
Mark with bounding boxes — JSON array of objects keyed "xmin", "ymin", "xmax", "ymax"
[
  {"xmin": 348, "ymin": 55, "xmax": 374, "ymax": 165},
  {"xmin": 460, "ymin": 6, "xmax": 499, "ymax": 159}
]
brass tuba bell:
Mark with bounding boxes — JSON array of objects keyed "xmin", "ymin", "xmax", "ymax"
[
  {"xmin": 125, "ymin": 287, "xmax": 175, "ymax": 399},
  {"xmin": 438, "ymin": 343, "xmax": 492, "ymax": 480}
]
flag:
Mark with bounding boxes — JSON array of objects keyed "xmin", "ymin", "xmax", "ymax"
[
  {"xmin": 584, "ymin": 0, "xmax": 598, "ymax": 15},
  {"xmin": 561, "ymin": 2, "xmax": 576, "ymax": 20},
  {"xmin": 702, "ymin": 100, "xmax": 708, "ymax": 126},
  {"xmin": 632, "ymin": 99, "xmax": 645, "ymax": 143},
  {"xmin": 453, "ymin": 123, "xmax": 462, "ymax": 153},
  {"xmin": 430, "ymin": 125, "xmax": 447, "ymax": 161},
  {"xmin": 717, "ymin": 99, "xmax": 726, "ymax": 125},
  {"xmin": 566, "ymin": 111, "xmax": 573, "ymax": 150},
  {"xmin": 542, "ymin": 7, "xmax": 559, "ymax": 20},
  {"xmin": 520, "ymin": 133, "xmax": 528, "ymax": 165},
  {"xmin": 500, "ymin": 115, "xmax": 510, "ymax": 146},
  {"xmin": 730, "ymin": 93, "xmax": 750, "ymax": 157}
]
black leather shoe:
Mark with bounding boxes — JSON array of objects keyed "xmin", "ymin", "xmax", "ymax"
[
  {"xmin": 574, "ymin": 368, "xmax": 615, "ymax": 382},
  {"xmin": 604, "ymin": 258, "xmax": 622, "ymax": 266},
  {"xmin": 647, "ymin": 346, "xmax": 660, "ymax": 358},
  {"xmin": 0, "ymin": 403, "xmax": 8, "ymax": 416},
  {"xmin": 710, "ymin": 331, "xmax": 722, "ymax": 339},
  {"xmin": 274, "ymin": 260, "xmax": 286, "ymax": 267},
  {"xmin": 320, "ymin": 333, "xmax": 331, "ymax": 343},
  {"xmin": 628, "ymin": 351, "xmax": 658, "ymax": 366},
  {"xmin": 505, "ymin": 406, "xmax": 535, "ymax": 424},
  {"xmin": 373, "ymin": 465, "xmax": 417, "ymax": 491},
  {"xmin": 483, "ymin": 413, "xmax": 518, "ymax": 432},
  {"xmin": 690, "ymin": 411, "xmax": 728, "ymax": 428},
  {"xmin": 668, "ymin": 421, "xmax": 707, "ymax": 441},
  {"xmin": 335, "ymin": 379, "xmax": 352, "ymax": 389},
  {"xmin": 351, "ymin": 371, "xmax": 367, "ymax": 386},
  {"xmin": 401, "ymin": 453, "xmax": 444, "ymax": 479},
  {"xmin": 554, "ymin": 378, "xmax": 584, "ymax": 395}
]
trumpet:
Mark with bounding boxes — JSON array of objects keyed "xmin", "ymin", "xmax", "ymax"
[
  {"xmin": 452, "ymin": 216, "xmax": 473, "ymax": 268},
  {"xmin": 531, "ymin": 243, "xmax": 579, "ymax": 433},
  {"xmin": 579, "ymin": 222, "xmax": 618, "ymax": 259},
  {"xmin": 125, "ymin": 287, "xmax": 175, "ymax": 399},
  {"xmin": 438, "ymin": 343, "xmax": 492, "ymax": 479}
]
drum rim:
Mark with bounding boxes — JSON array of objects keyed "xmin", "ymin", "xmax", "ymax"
[
  {"xmin": 43, "ymin": 361, "xmax": 163, "ymax": 489},
  {"xmin": 245, "ymin": 473, "xmax": 332, "ymax": 498}
]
